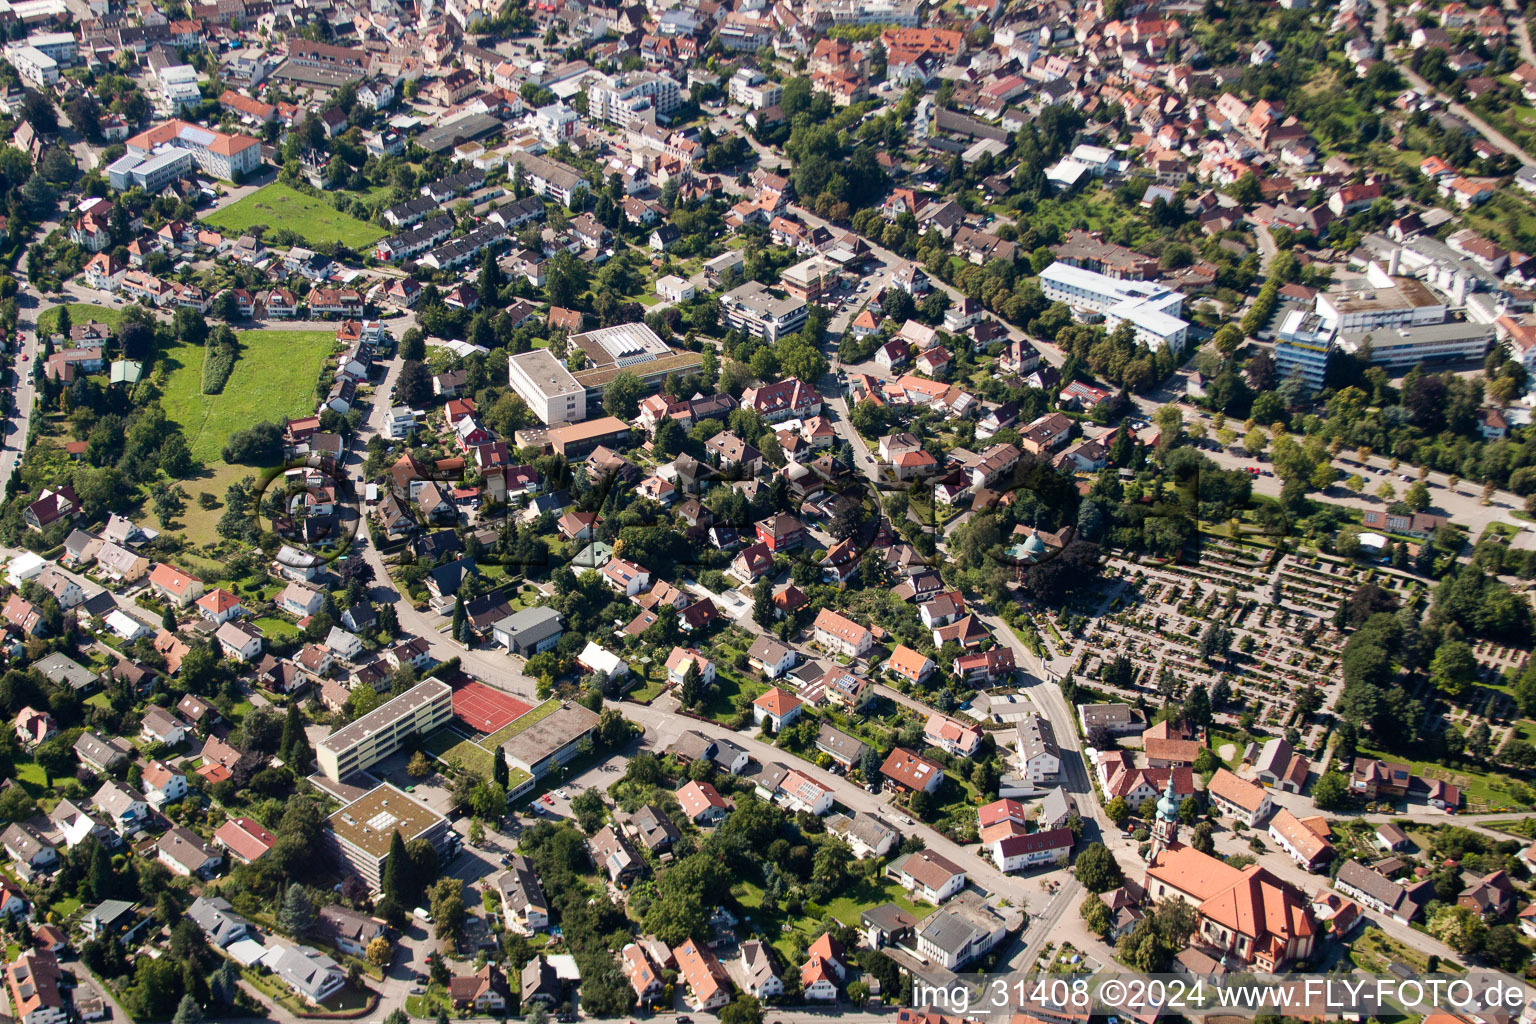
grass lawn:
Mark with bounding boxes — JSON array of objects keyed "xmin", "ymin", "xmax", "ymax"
[
  {"xmin": 159, "ymin": 330, "xmax": 334, "ymax": 463},
  {"xmin": 697, "ymin": 665, "xmax": 767, "ymax": 724},
  {"xmin": 203, "ymin": 182, "xmax": 385, "ymax": 249},
  {"xmin": 38, "ymin": 303, "xmax": 127, "ymax": 336},
  {"xmin": 821, "ymin": 880, "xmax": 931, "ymax": 925},
  {"xmin": 1358, "ymin": 744, "xmax": 1535, "ymax": 812},
  {"xmin": 629, "ymin": 678, "xmax": 668, "ymax": 703},
  {"xmin": 49, "ymin": 896, "xmax": 82, "ymax": 918},
  {"xmin": 404, "ymin": 984, "xmax": 449, "ymax": 1018},
  {"xmin": 433, "ymin": 733, "xmax": 495, "ymax": 778},
  {"xmin": 15, "ymin": 761, "xmax": 47, "ymax": 792},
  {"xmin": 423, "ymin": 727, "xmax": 471, "ymax": 758},
  {"xmin": 484, "ymin": 697, "xmax": 561, "ymax": 746},
  {"xmin": 734, "ymin": 876, "xmax": 928, "ymax": 963},
  {"xmin": 1348, "ymin": 926, "xmax": 1437, "ymax": 973},
  {"xmin": 253, "ymin": 615, "xmax": 301, "ymax": 641}
]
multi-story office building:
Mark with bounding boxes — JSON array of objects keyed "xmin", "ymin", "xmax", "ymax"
[
  {"xmin": 1314, "ymin": 263, "xmax": 1447, "ymax": 333},
  {"xmin": 508, "ymin": 349, "xmax": 587, "ymax": 426},
  {"xmin": 1336, "ymin": 320, "xmax": 1493, "ymax": 369},
  {"xmin": 1040, "ymin": 261, "xmax": 1189, "ymax": 352},
  {"xmin": 315, "ymin": 679, "xmax": 452, "ymax": 781},
  {"xmin": 124, "ymin": 120, "xmax": 262, "ymax": 181},
  {"xmin": 1274, "ymin": 310, "xmax": 1334, "ymax": 393}
]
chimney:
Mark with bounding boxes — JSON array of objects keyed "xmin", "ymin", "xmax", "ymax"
[{"xmin": 1387, "ymin": 247, "xmax": 1401, "ymax": 277}]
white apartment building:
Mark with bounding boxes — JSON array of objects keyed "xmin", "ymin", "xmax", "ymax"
[
  {"xmin": 5, "ymin": 44, "xmax": 57, "ymax": 86},
  {"xmin": 588, "ymin": 71, "xmax": 682, "ymax": 128},
  {"xmin": 729, "ymin": 68, "xmax": 783, "ymax": 109},
  {"xmin": 720, "ymin": 281, "xmax": 808, "ymax": 341},
  {"xmin": 315, "ymin": 679, "xmax": 453, "ymax": 781},
  {"xmin": 508, "ymin": 349, "xmax": 587, "ymax": 425},
  {"xmin": 1040, "ymin": 261, "xmax": 1189, "ymax": 352},
  {"xmin": 534, "ymin": 102, "xmax": 580, "ymax": 147},
  {"xmin": 157, "ymin": 65, "xmax": 202, "ymax": 111},
  {"xmin": 25, "ymin": 30, "xmax": 74, "ymax": 63},
  {"xmin": 809, "ymin": 0, "xmax": 920, "ymax": 25}
]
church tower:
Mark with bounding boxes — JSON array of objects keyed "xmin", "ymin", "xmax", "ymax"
[{"xmin": 1148, "ymin": 774, "xmax": 1181, "ymax": 861}]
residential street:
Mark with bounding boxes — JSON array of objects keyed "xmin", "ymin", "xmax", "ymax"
[{"xmin": 1371, "ymin": 0, "xmax": 1535, "ymax": 166}]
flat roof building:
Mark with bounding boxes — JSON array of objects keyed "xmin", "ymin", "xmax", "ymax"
[
  {"xmin": 1315, "ymin": 267, "xmax": 1447, "ymax": 333},
  {"xmin": 107, "ymin": 147, "xmax": 196, "ymax": 192},
  {"xmin": 514, "ymin": 416, "xmax": 633, "ymax": 458},
  {"xmin": 1275, "ymin": 309, "xmax": 1334, "ymax": 393},
  {"xmin": 325, "ymin": 783, "xmax": 453, "ymax": 889},
  {"xmin": 500, "ymin": 701, "xmax": 602, "ymax": 778},
  {"xmin": 1040, "ymin": 261, "xmax": 1188, "ymax": 352},
  {"xmin": 5, "ymin": 43, "xmax": 57, "ymax": 86},
  {"xmin": 1336, "ymin": 319, "xmax": 1493, "ymax": 369},
  {"xmin": 509, "ymin": 349, "xmax": 586, "ymax": 425},
  {"xmin": 780, "ymin": 255, "xmax": 840, "ymax": 303},
  {"xmin": 315, "ymin": 679, "xmax": 452, "ymax": 781},
  {"xmin": 570, "ymin": 322, "xmax": 671, "ymax": 369},
  {"xmin": 721, "ymin": 281, "xmax": 808, "ymax": 342}
]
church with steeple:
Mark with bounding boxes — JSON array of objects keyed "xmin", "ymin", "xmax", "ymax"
[
  {"xmin": 1148, "ymin": 773, "xmax": 1182, "ymax": 860},
  {"xmin": 1141, "ymin": 776, "xmax": 1317, "ymax": 970}
]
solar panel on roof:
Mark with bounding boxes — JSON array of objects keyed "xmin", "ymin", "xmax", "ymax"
[{"xmin": 178, "ymin": 125, "xmax": 217, "ymax": 146}]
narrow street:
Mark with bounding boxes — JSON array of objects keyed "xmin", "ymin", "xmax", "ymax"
[{"xmin": 347, "ymin": 353, "xmax": 543, "ymax": 698}]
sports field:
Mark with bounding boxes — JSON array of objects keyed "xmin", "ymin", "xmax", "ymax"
[
  {"xmin": 421, "ymin": 692, "xmax": 554, "ymax": 790},
  {"xmin": 451, "ymin": 680, "xmax": 532, "ymax": 734},
  {"xmin": 202, "ymin": 182, "xmax": 385, "ymax": 249},
  {"xmin": 159, "ymin": 329, "xmax": 334, "ymax": 462}
]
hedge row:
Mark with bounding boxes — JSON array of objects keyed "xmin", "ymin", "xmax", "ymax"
[{"xmin": 202, "ymin": 345, "xmax": 237, "ymax": 394}]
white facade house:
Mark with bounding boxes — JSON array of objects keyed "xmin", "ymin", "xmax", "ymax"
[{"xmin": 891, "ymin": 850, "xmax": 967, "ymax": 903}]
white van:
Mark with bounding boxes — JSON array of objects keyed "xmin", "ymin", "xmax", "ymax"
[{"xmin": 412, "ymin": 907, "xmax": 433, "ymax": 924}]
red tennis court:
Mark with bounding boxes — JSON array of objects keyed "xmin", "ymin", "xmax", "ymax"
[{"xmin": 452, "ymin": 680, "xmax": 532, "ymax": 735}]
